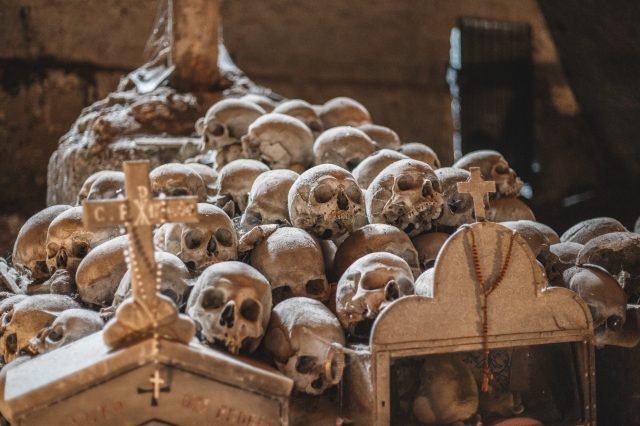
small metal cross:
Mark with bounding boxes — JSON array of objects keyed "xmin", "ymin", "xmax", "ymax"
[{"xmin": 456, "ymin": 167, "xmax": 496, "ymax": 222}]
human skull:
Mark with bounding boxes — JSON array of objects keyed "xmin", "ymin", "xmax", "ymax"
[
  {"xmin": 240, "ymin": 93, "xmax": 279, "ymax": 112},
  {"xmin": 565, "ymin": 265, "xmax": 627, "ymax": 346},
  {"xmin": 273, "ymin": 99, "xmax": 323, "ymax": 138},
  {"xmin": 550, "ymin": 242, "xmax": 583, "ymax": 283},
  {"xmin": 76, "ymin": 170, "xmax": 112, "ymax": 205},
  {"xmin": 149, "ymin": 163, "xmax": 207, "ymax": 202},
  {"xmin": 185, "ymin": 163, "xmax": 218, "ymax": 198},
  {"xmin": 365, "ymin": 159, "xmax": 445, "ymax": 237},
  {"xmin": 561, "ymin": 217, "xmax": 627, "ymax": 245},
  {"xmin": 411, "ymin": 232, "xmax": 449, "ymax": 272},
  {"xmin": 216, "ymin": 159, "xmax": 270, "ymax": 217},
  {"xmin": 30, "ymin": 308, "xmax": 103, "ymax": 355},
  {"xmin": 196, "ymin": 98, "xmax": 265, "ymax": 152},
  {"xmin": 414, "ymin": 268, "xmax": 435, "ymax": 297},
  {"xmin": 313, "ymin": 126, "xmax": 377, "ymax": 170},
  {"xmin": 434, "ymin": 168, "xmax": 476, "ymax": 229},
  {"xmin": 288, "ymin": 164, "xmax": 366, "ymax": 241},
  {"xmin": 241, "ymin": 113, "xmax": 314, "ymax": 172},
  {"xmin": 75, "ymin": 235, "xmax": 129, "ymax": 307},
  {"xmin": 248, "ymin": 227, "xmax": 330, "ymax": 305},
  {"xmin": 46, "ymin": 206, "xmax": 119, "ymax": 276},
  {"xmin": 526, "ymin": 221, "xmax": 560, "ymax": 245},
  {"xmin": 12, "ymin": 205, "xmax": 72, "ymax": 282},
  {"xmin": 352, "ymin": 149, "xmax": 409, "ymax": 189},
  {"xmin": 264, "ymin": 297, "xmax": 345, "ymax": 395},
  {"xmin": 186, "ymin": 262, "xmax": 271, "ymax": 354},
  {"xmin": 453, "ymin": 150, "xmax": 523, "ymax": 198},
  {"xmin": 319, "ymin": 97, "xmax": 372, "ymax": 129},
  {"xmin": 486, "ymin": 197, "xmax": 536, "ymax": 222},
  {"xmin": 240, "ymin": 170, "xmax": 299, "ymax": 230},
  {"xmin": 154, "ymin": 203, "xmax": 237, "ymax": 273},
  {"xmin": 114, "ymin": 251, "xmax": 192, "ymax": 310},
  {"xmin": 336, "ymin": 252, "xmax": 414, "ymax": 338},
  {"xmin": 357, "ymin": 124, "xmax": 401, "ymax": 149},
  {"xmin": 502, "ymin": 221, "xmax": 560, "ymax": 285},
  {"xmin": 86, "ymin": 171, "xmax": 125, "ymax": 201},
  {"xmin": 0, "ymin": 294, "xmax": 79, "ymax": 363},
  {"xmin": 332, "ymin": 224, "xmax": 420, "ymax": 281},
  {"xmin": 397, "ymin": 143, "xmax": 441, "ymax": 169}
]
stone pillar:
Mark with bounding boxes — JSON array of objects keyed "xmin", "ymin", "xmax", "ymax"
[{"xmin": 171, "ymin": 0, "xmax": 220, "ymax": 90}]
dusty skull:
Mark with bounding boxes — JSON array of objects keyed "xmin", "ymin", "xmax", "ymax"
[
  {"xmin": 76, "ymin": 170, "xmax": 112, "ymax": 205},
  {"xmin": 319, "ymin": 97, "xmax": 372, "ymax": 129},
  {"xmin": 550, "ymin": 242, "xmax": 583, "ymax": 283},
  {"xmin": 453, "ymin": 150, "xmax": 523, "ymax": 198},
  {"xmin": 434, "ymin": 167, "xmax": 476, "ymax": 229},
  {"xmin": 114, "ymin": 251, "xmax": 192, "ymax": 310},
  {"xmin": 561, "ymin": 217, "xmax": 627, "ymax": 245},
  {"xmin": 352, "ymin": 149, "xmax": 409, "ymax": 189},
  {"xmin": 248, "ymin": 227, "xmax": 330, "ymax": 304},
  {"xmin": 264, "ymin": 297, "xmax": 345, "ymax": 395},
  {"xmin": 486, "ymin": 197, "xmax": 536, "ymax": 222},
  {"xmin": 332, "ymin": 224, "xmax": 420, "ymax": 281},
  {"xmin": 149, "ymin": 163, "xmax": 207, "ymax": 202},
  {"xmin": 196, "ymin": 98, "xmax": 265, "ymax": 153},
  {"xmin": 30, "ymin": 308, "xmax": 103, "ymax": 355},
  {"xmin": 414, "ymin": 268, "xmax": 435, "ymax": 297},
  {"xmin": 46, "ymin": 206, "xmax": 119, "ymax": 276},
  {"xmin": 216, "ymin": 159, "xmax": 270, "ymax": 217},
  {"xmin": 240, "ymin": 170, "xmax": 299, "ymax": 230},
  {"xmin": 288, "ymin": 164, "xmax": 366, "ymax": 241},
  {"xmin": 86, "ymin": 171, "xmax": 125, "ymax": 201},
  {"xmin": 241, "ymin": 113, "xmax": 314, "ymax": 172},
  {"xmin": 185, "ymin": 163, "xmax": 218, "ymax": 198},
  {"xmin": 186, "ymin": 261, "xmax": 271, "ymax": 354},
  {"xmin": 365, "ymin": 159, "xmax": 445, "ymax": 237},
  {"xmin": 155, "ymin": 203, "xmax": 237, "ymax": 273},
  {"xmin": 565, "ymin": 265, "xmax": 627, "ymax": 346},
  {"xmin": 396, "ymin": 143, "xmax": 441, "ymax": 169},
  {"xmin": 240, "ymin": 93, "xmax": 279, "ymax": 112},
  {"xmin": 411, "ymin": 232, "xmax": 450, "ymax": 272},
  {"xmin": 75, "ymin": 235, "xmax": 129, "ymax": 307},
  {"xmin": 336, "ymin": 252, "xmax": 415, "ymax": 338},
  {"xmin": 357, "ymin": 124, "xmax": 401, "ymax": 149},
  {"xmin": 12, "ymin": 205, "xmax": 72, "ymax": 282},
  {"xmin": 313, "ymin": 126, "xmax": 377, "ymax": 171},
  {"xmin": 273, "ymin": 99, "xmax": 324, "ymax": 138},
  {"xmin": 0, "ymin": 294, "xmax": 79, "ymax": 363}
]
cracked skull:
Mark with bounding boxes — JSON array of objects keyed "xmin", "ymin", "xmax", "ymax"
[
  {"xmin": 288, "ymin": 164, "xmax": 366, "ymax": 240},
  {"xmin": 365, "ymin": 159, "xmax": 445, "ymax": 237},
  {"xmin": 240, "ymin": 169, "xmax": 299, "ymax": 230},
  {"xmin": 453, "ymin": 150, "xmax": 523, "ymax": 198},
  {"xmin": 150, "ymin": 163, "xmax": 207, "ymax": 202},
  {"xmin": 264, "ymin": 297, "xmax": 345, "ymax": 395},
  {"xmin": 155, "ymin": 203, "xmax": 237, "ymax": 273},
  {"xmin": 336, "ymin": 252, "xmax": 415, "ymax": 338},
  {"xmin": 46, "ymin": 206, "xmax": 119, "ymax": 276},
  {"xmin": 241, "ymin": 113, "xmax": 314, "ymax": 172},
  {"xmin": 186, "ymin": 261, "xmax": 271, "ymax": 354},
  {"xmin": 248, "ymin": 227, "xmax": 330, "ymax": 305},
  {"xmin": 13, "ymin": 205, "xmax": 72, "ymax": 282},
  {"xmin": 216, "ymin": 159, "xmax": 270, "ymax": 217},
  {"xmin": 313, "ymin": 126, "xmax": 377, "ymax": 171},
  {"xmin": 319, "ymin": 97, "xmax": 372, "ymax": 129},
  {"xmin": 30, "ymin": 308, "xmax": 103, "ymax": 355}
]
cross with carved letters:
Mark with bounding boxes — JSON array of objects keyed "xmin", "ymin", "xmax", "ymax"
[
  {"xmin": 82, "ymin": 160, "xmax": 197, "ymax": 349},
  {"xmin": 456, "ymin": 166, "xmax": 496, "ymax": 222}
]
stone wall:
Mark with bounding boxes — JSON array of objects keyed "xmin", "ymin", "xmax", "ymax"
[{"xmin": 0, "ymin": 0, "xmax": 605, "ymax": 254}]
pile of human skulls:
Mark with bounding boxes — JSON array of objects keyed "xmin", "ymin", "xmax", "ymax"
[{"xmin": 5, "ymin": 94, "xmax": 639, "ymax": 406}]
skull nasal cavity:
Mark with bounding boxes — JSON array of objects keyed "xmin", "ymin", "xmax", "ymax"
[
  {"xmin": 422, "ymin": 181, "xmax": 433, "ymax": 197},
  {"xmin": 207, "ymin": 237, "xmax": 217, "ymax": 256},
  {"xmin": 5, "ymin": 333, "xmax": 17, "ymax": 354},
  {"xmin": 337, "ymin": 192, "xmax": 349, "ymax": 210},
  {"xmin": 384, "ymin": 280, "xmax": 400, "ymax": 301},
  {"xmin": 220, "ymin": 303, "xmax": 235, "ymax": 328},
  {"xmin": 56, "ymin": 250, "xmax": 68, "ymax": 268}
]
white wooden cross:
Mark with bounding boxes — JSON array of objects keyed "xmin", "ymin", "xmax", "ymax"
[{"xmin": 456, "ymin": 167, "xmax": 496, "ymax": 222}]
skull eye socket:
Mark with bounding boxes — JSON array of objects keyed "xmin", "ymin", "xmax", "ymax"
[
  {"xmin": 240, "ymin": 299, "xmax": 260, "ymax": 321},
  {"xmin": 305, "ymin": 279, "xmax": 326, "ymax": 296},
  {"xmin": 46, "ymin": 325, "xmax": 64, "ymax": 343},
  {"xmin": 312, "ymin": 184, "xmax": 334, "ymax": 204},
  {"xmin": 35, "ymin": 261, "xmax": 49, "ymax": 276},
  {"xmin": 397, "ymin": 175, "xmax": 419, "ymax": 191},
  {"xmin": 184, "ymin": 230, "xmax": 204, "ymax": 250},
  {"xmin": 71, "ymin": 241, "xmax": 89, "ymax": 258},
  {"xmin": 2, "ymin": 312, "xmax": 12, "ymax": 326},
  {"xmin": 211, "ymin": 123, "xmax": 226, "ymax": 137},
  {"xmin": 345, "ymin": 184, "xmax": 363, "ymax": 204},
  {"xmin": 295, "ymin": 356, "xmax": 316, "ymax": 374},
  {"xmin": 494, "ymin": 164, "xmax": 509, "ymax": 175},
  {"xmin": 215, "ymin": 229, "xmax": 234, "ymax": 247},
  {"xmin": 201, "ymin": 288, "xmax": 225, "ymax": 310},
  {"xmin": 607, "ymin": 315, "xmax": 624, "ymax": 331},
  {"xmin": 168, "ymin": 188, "xmax": 190, "ymax": 197},
  {"xmin": 309, "ymin": 121, "xmax": 322, "ymax": 133},
  {"xmin": 244, "ymin": 212, "xmax": 262, "ymax": 226}
]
